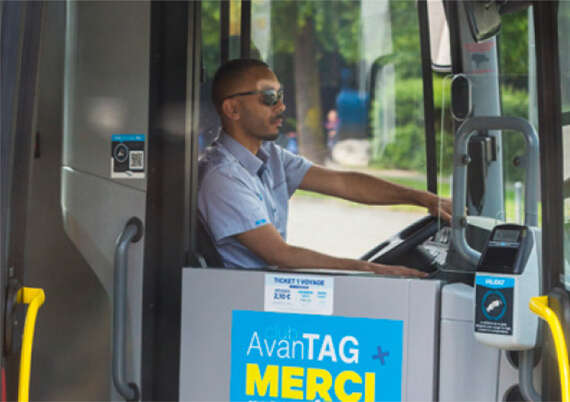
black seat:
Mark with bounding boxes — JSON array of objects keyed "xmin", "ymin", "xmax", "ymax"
[{"xmin": 195, "ymin": 215, "xmax": 224, "ymax": 267}]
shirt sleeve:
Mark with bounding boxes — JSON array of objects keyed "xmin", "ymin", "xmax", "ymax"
[
  {"xmin": 198, "ymin": 169, "xmax": 271, "ymax": 242},
  {"xmin": 279, "ymin": 147, "xmax": 313, "ymax": 197}
]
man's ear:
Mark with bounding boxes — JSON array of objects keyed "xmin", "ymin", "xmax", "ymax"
[{"xmin": 221, "ymin": 99, "xmax": 240, "ymax": 121}]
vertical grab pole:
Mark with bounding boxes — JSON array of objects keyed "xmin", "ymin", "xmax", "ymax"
[
  {"xmin": 451, "ymin": 116, "xmax": 540, "ymax": 264},
  {"xmin": 16, "ymin": 287, "xmax": 45, "ymax": 402},
  {"xmin": 113, "ymin": 218, "xmax": 143, "ymax": 401},
  {"xmin": 529, "ymin": 296, "xmax": 570, "ymax": 402}
]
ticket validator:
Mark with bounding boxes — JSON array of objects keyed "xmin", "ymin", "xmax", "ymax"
[{"xmin": 474, "ymin": 224, "xmax": 541, "ymax": 349}]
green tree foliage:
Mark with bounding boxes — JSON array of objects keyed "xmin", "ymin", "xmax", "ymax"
[
  {"xmin": 389, "ymin": 0, "xmax": 422, "ymax": 79},
  {"xmin": 368, "ymin": 0, "xmax": 427, "ymax": 170},
  {"xmin": 499, "ymin": 10, "xmax": 530, "ymax": 184},
  {"xmin": 375, "ymin": 6, "xmax": 531, "ymax": 180},
  {"xmin": 371, "ymin": 78, "xmax": 426, "ymax": 170},
  {"xmin": 268, "ymin": 0, "xmax": 367, "ymax": 162},
  {"xmin": 498, "ymin": 12, "xmax": 529, "ymax": 89},
  {"xmin": 201, "ymin": 1, "xmax": 221, "ymax": 80}
]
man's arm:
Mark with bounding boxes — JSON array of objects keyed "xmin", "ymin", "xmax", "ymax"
[
  {"xmin": 299, "ymin": 165, "xmax": 452, "ymax": 221},
  {"xmin": 235, "ymin": 224, "xmax": 427, "ymax": 278}
]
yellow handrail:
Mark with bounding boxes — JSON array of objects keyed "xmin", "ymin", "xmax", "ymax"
[
  {"xmin": 15, "ymin": 287, "xmax": 45, "ymax": 402},
  {"xmin": 529, "ymin": 295, "xmax": 570, "ymax": 402}
]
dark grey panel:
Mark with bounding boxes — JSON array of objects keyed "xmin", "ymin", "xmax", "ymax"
[
  {"xmin": 62, "ymin": 3, "xmax": 151, "ymax": 395},
  {"xmin": 21, "ymin": 3, "xmax": 110, "ymax": 400},
  {"xmin": 64, "ymin": 1, "xmax": 149, "ymax": 191},
  {"xmin": 61, "ymin": 167, "xmax": 145, "ymax": 399}
]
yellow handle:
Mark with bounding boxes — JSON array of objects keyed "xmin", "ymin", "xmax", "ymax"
[
  {"xmin": 15, "ymin": 287, "xmax": 45, "ymax": 402},
  {"xmin": 529, "ymin": 295, "xmax": 570, "ymax": 402}
]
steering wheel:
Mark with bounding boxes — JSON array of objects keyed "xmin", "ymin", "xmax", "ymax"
[{"xmin": 361, "ymin": 215, "xmax": 446, "ymax": 273}]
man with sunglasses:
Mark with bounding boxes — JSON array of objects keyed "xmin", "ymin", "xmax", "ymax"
[{"xmin": 198, "ymin": 59, "xmax": 452, "ymax": 277}]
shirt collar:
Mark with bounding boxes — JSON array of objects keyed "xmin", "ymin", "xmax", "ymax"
[{"xmin": 219, "ymin": 132, "xmax": 269, "ymax": 176}]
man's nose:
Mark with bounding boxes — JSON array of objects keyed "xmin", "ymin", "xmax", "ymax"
[{"xmin": 275, "ymin": 99, "xmax": 286, "ymax": 113}]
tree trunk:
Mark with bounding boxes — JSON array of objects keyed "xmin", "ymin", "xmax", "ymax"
[{"xmin": 294, "ymin": 18, "xmax": 326, "ymax": 164}]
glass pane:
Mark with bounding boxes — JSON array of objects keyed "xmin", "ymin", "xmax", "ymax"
[
  {"xmin": 560, "ymin": 1, "xmax": 570, "ymax": 114},
  {"xmin": 251, "ymin": 0, "xmax": 428, "ymax": 257},
  {"xmin": 499, "ymin": 10, "xmax": 535, "ymax": 225},
  {"xmin": 562, "ymin": 125, "xmax": 570, "ymax": 290},
  {"xmin": 560, "ymin": 0, "xmax": 570, "ymax": 289},
  {"xmin": 427, "ymin": 0, "xmax": 451, "ymax": 72},
  {"xmin": 435, "ymin": 8, "xmax": 536, "ymax": 256},
  {"xmin": 199, "ymin": 1, "xmax": 244, "ymax": 154},
  {"xmin": 251, "ymin": 0, "xmax": 272, "ymax": 62},
  {"xmin": 434, "ymin": 73, "xmax": 452, "ymax": 200},
  {"xmin": 199, "ymin": 1, "xmax": 222, "ymax": 152},
  {"xmin": 229, "ymin": 0, "xmax": 241, "ymax": 59}
]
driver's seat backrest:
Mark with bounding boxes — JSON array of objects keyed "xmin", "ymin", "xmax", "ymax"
[{"xmin": 196, "ymin": 214, "xmax": 224, "ymax": 267}]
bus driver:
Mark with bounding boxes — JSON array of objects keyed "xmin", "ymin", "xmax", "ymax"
[{"xmin": 198, "ymin": 59, "xmax": 452, "ymax": 277}]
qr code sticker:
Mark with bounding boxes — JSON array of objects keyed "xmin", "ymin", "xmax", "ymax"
[{"xmin": 129, "ymin": 151, "xmax": 144, "ymax": 170}]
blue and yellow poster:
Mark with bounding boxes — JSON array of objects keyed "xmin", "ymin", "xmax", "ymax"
[{"xmin": 230, "ymin": 310, "xmax": 403, "ymax": 401}]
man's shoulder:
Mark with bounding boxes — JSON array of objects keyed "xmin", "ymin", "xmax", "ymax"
[
  {"xmin": 198, "ymin": 145, "xmax": 249, "ymax": 189},
  {"xmin": 199, "ymin": 146, "xmax": 234, "ymax": 181},
  {"xmin": 199, "ymin": 143, "xmax": 226, "ymax": 168}
]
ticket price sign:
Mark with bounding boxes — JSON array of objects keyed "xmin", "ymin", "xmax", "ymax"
[{"xmin": 230, "ymin": 310, "xmax": 403, "ymax": 401}]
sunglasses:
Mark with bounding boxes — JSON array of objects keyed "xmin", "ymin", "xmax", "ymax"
[{"xmin": 223, "ymin": 88, "xmax": 284, "ymax": 106}]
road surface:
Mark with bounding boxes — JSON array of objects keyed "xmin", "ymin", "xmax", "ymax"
[{"xmin": 288, "ymin": 195, "xmax": 425, "ymax": 258}]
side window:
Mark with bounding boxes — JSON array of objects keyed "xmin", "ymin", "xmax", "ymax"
[
  {"xmin": 562, "ymin": 122, "xmax": 570, "ymax": 290},
  {"xmin": 437, "ymin": 10, "xmax": 536, "ymax": 228},
  {"xmin": 200, "ymin": 1, "xmax": 222, "ymax": 152},
  {"xmin": 251, "ymin": 0, "xmax": 429, "ymax": 256},
  {"xmin": 498, "ymin": 9, "xmax": 534, "ymax": 224},
  {"xmin": 559, "ymin": 1, "xmax": 570, "ymax": 289},
  {"xmin": 199, "ymin": 0, "xmax": 244, "ymax": 153}
]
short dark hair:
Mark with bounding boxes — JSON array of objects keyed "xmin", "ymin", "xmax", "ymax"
[{"xmin": 211, "ymin": 58, "xmax": 270, "ymax": 111}]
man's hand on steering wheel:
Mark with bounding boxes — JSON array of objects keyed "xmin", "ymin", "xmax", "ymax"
[{"xmin": 425, "ymin": 194, "xmax": 452, "ymax": 222}]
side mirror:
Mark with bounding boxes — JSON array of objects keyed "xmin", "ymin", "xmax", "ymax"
[{"xmin": 464, "ymin": 1, "xmax": 502, "ymax": 42}]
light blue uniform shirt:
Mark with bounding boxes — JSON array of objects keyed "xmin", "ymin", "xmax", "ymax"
[{"xmin": 198, "ymin": 133, "xmax": 312, "ymax": 268}]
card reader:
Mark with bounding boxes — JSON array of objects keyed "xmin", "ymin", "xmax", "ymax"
[{"xmin": 474, "ymin": 224, "xmax": 540, "ymax": 350}]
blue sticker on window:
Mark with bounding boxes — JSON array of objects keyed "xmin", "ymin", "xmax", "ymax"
[{"xmin": 111, "ymin": 134, "xmax": 145, "ymax": 179}]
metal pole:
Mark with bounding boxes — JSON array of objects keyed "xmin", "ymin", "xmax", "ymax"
[{"xmin": 515, "ymin": 181, "xmax": 523, "ymax": 224}]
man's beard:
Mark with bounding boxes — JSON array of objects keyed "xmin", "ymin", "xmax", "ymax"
[
  {"xmin": 261, "ymin": 114, "xmax": 283, "ymax": 141},
  {"xmin": 261, "ymin": 133, "xmax": 279, "ymax": 141},
  {"xmin": 247, "ymin": 114, "xmax": 283, "ymax": 141}
]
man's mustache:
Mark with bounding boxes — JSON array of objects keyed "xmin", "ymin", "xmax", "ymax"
[{"xmin": 271, "ymin": 113, "xmax": 284, "ymax": 123}]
